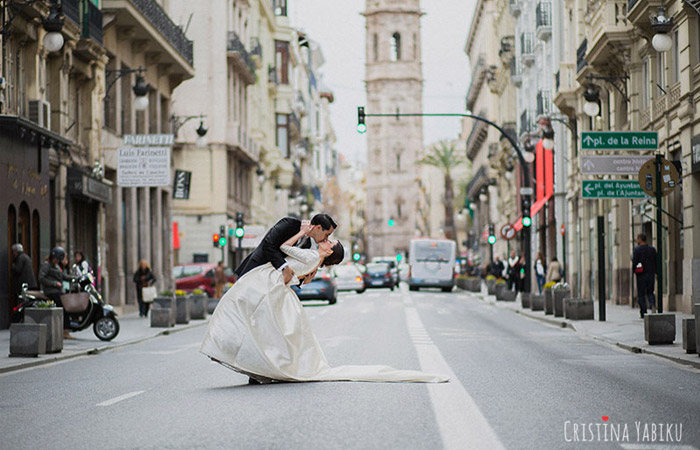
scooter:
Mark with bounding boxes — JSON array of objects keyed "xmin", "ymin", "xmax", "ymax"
[{"xmin": 12, "ymin": 274, "xmax": 120, "ymax": 341}]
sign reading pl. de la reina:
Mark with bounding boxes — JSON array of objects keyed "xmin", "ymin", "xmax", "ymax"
[{"xmin": 581, "ymin": 131, "xmax": 658, "ymax": 151}]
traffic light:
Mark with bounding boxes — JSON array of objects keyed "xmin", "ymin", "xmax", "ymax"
[
  {"xmin": 218, "ymin": 225, "xmax": 227, "ymax": 247},
  {"xmin": 396, "ymin": 254, "xmax": 403, "ymax": 262},
  {"xmin": 487, "ymin": 224, "xmax": 496, "ymax": 245},
  {"xmin": 357, "ymin": 107, "xmax": 366, "ymax": 133},
  {"xmin": 387, "ymin": 218, "xmax": 395, "ymax": 227},
  {"xmin": 235, "ymin": 212, "xmax": 245, "ymax": 239},
  {"xmin": 521, "ymin": 197, "xmax": 532, "ymax": 228},
  {"xmin": 353, "ymin": 253, "xmax": 361, "ymax": 261},
  {"xmin": 212, "ymin": 233, "xmax": 220, "ymax": 248}
]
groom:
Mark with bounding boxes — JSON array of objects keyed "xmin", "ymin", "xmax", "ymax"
[{"xmin": 234, "ymin": 213, "xmax": 337, "ymax": 285}]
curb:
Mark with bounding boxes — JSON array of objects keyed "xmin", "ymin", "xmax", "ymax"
[
  {"xmin": 513, "ymin": 309, "xmax": 576, "ymax": 331},
  {"xmin": 0, "ymin": 320, "xmax": 208, "ymax": 375}
]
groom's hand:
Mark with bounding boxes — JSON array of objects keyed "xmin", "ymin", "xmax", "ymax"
[{"xmin": 283, "ymin": 266, "xmax": 294, "ymax": 284}]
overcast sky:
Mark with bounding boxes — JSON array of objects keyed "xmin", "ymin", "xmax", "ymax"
[{"xmin": 291, "ymin": 0, "xmax": 477, "ymax": 163}]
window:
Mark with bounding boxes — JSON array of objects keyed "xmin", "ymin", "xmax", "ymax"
[
  {"xmin": 275, "ymin": 40, "xmax": 290, "ymax": 84},
  {"xmin": 396, "ymin": 198, "xmax": 404, "ymax": 218},
  {"xmin": 391, "ymin": 32, "xmax": 401, "ymax": 61},
  {"xmin": 641, "ymin": 58, "xmax": 650, "ymax": 109},
  {"xmin": 373, "ymin": 33, "xmax": 378, "ymax": 61},
  {"xmin": 274, "ymin": 0, "xmax": 287, "ymax": 16},
  {"xmin": 276, "ymin": 113, "xmax": 289, "ymax": 157}
]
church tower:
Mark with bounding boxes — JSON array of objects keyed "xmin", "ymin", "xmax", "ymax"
[{"xmin": 363, "ymin": 0, "xmax": 424, "ymax": 259}]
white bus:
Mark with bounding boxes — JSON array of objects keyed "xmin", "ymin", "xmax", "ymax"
[{"xmin": 408, "ymin": 239, "xmax": 457, "ymax": 292}]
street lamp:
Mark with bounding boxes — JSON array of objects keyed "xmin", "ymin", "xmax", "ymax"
[
  {"xmin": 583, "ymin": 85, "xmax": 601, "ymax": 117},
  {"xmin": 651, "ymin": 8, "xmax": 673, "ymax": 53},
  {"xmin": 105, "ymin": 67, "xmax": 149, "ymax": 110},
  {"xmin": 195, "ymin": 120, "xmax": 208, "ymax": 148},
  {"xmin": 42, "ymin": 1, "xmax": 65, "ymax": 52}
]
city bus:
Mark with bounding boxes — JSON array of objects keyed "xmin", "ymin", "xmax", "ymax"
[{"xmin": 408, "ymin": 239, "xmax": 457, "ymax": 292}]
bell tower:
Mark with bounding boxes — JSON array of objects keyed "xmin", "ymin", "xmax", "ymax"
[{"xmin": 363, "ymin": 0, "xmax": 424, "ymax": 259}]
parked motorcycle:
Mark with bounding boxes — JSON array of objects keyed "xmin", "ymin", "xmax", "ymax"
[{"xmin": 12, "ymin": 274, "xmax": 120, "ymax": 341}]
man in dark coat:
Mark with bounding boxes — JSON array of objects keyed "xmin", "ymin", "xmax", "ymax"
[
  {"xmin": 11, "ymin": 243, "xmax": 37, "ymax": 292},
  {"xmin": 632, "ymin": 233, "xmax": 657, "ymax": 318},
  {"xmin": 235, "ymin": 214, "xmax": 337, "ymax": 285}
]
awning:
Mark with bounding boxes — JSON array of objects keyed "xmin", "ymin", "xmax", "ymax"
[{"xmin": 67, "ymin": 167, "xmax": 113, "ymax": 204}]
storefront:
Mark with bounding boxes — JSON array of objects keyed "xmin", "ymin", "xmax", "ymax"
[{"xmin": 0, "ymin": 115, "xmax": 71, "ymax": 329}]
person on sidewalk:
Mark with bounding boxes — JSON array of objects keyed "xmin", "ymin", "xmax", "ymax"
[
  {"xmin": 535, "ymin": 252, "xmax": 546, "ymax": 294},
  {"xmin": 633, "ymin": 233, "xmax": 657, "ymax": 318},
  {"xmin": 71, "ymin": 250, "xmax": 92, "ymax": 278},
  {"xmin": 545, "ymin": 257, "xmax": 562, "ymax": 284},
  {"xmin": 133, "ymin": 260, "xmax": 156, "ymax": 318},
  {"xmin": 490, "ymin": 256, "xmax": 505, "ymax": 280},
  {"xmin": 507, "ymin": 251, "xmax": 519, "ymax": 290},
  {"xmin": 38, "ymin": 247, "xmax": 75, "ymax": 339},
  {"xmin": 214, "ymin": 261, "xmax": 226, "ymax": 299},
  {"xmin": 11, "ymin": 243, "xmax": 37, "ymax": 293}
]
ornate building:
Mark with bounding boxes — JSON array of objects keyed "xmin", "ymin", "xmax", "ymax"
[{"xmin": 363, "ymin": 0, "xmax": 424, "ymax": 259}]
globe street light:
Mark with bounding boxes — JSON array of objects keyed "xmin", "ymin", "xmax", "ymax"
[
  {"xmin": 42, "ymin": 1, "xmax": 65, "ymax": 53},
  {"xmin": 583, "ymin": 85, "xmax": 601, "ymax": 117},
  {"xmin": 651, "ymin": 8, "xmax": 673, "ymax": 53}
]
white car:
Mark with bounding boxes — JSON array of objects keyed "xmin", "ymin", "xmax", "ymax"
[{"xmin": 333, "ymin": 264, "xmax": 366, "ymax": 293}]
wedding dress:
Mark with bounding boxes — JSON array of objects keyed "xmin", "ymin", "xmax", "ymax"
[{"xmin": 200, "ymin": 245, "xmax": 447, "ymax": 383}]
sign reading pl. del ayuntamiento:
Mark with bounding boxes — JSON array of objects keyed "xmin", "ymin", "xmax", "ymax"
[{"xmin": 117, "ymin": 134, "xmax": 174, "ymax": 187}]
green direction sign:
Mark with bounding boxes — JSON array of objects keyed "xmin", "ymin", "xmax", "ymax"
[
  {"xmin": 582, "ymin": 180, "xmax": 649, "ymax": 199},
  {"xmin": 581, "ymin": 131, "xmax": 658, "ymax": 151}
]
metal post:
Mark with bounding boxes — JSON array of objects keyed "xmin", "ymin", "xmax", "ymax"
[
  {"xmin": 237, "ymin": 236, "xmax": 243, "ymax": 269},
  {"xmin": 655, "ymin": 154, "xmax": 663, "ymax": 313},
  {"xmin": 598, "ymin": 205, "xmax": 606, "ymax": 321}
]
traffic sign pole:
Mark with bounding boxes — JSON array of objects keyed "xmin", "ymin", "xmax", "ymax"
[{"xmin": 655, "ymin": 154, "xmax": 663, "ymax": 314}]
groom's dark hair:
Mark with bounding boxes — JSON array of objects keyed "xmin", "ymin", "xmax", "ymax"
[
  {"xmin": 311, "ymin": 213, "xmax": 337, "ymax": 230},
  {"xmin": 321, "ymin": 241, "xmax": 345, "ymax": 267}
]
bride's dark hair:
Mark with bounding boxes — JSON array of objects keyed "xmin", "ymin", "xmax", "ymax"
[{"xmin": 321, "ymin": 241, "xmax": 344, "ymax": 267}]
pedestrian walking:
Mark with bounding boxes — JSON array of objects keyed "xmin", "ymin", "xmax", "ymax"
[
  {"xmin": 535, "ymin": 252, "xmax": 546, "ymax": 294},
  {"xmin": 71, "ymin": 250, "xmax": 92, "ymax": 279},
  {"xmin": 545, "ymin": 257, "xmax": 562, "ymax": 284},
  {"xmin": 632, "ymin": 233, "xmax": 657, "ymax": 318},
  {"xmin": 491, "ymin": 256, "xmax": 505, "ymax": 279},
  {"xmin": 507, "ymin": 250, "xmax": 519, "ymax": 290},
  {"xmin": 214, "ymin": 261, "xmax": 226, "ymax": 299},
  {"xmin": 38, "ymin": 246, "xmax": 75, "ymax": 339},
  {"xmin": 133, "ymin": 260, "xmax": 156, "ymax": 318},
  {"xmin": 11, "ymin": 243, "xmax": 37, "ymax": 292}
]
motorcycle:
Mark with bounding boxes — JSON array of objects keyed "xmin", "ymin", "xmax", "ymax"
[{"xmin": 12, "ymin": 274, "xmax": 120, "ymax": 341}]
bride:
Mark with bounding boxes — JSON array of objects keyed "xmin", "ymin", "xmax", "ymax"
[{"xmin": 200, "ymin": 223, "xmax": 447, "ymax": 383}]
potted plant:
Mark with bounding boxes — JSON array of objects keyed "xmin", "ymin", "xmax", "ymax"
[
  {"xmin": 152, "ymin": 290, "xmax": 175, "ymax": 327},
  {"xmin": 455, "ymin": 274, "xmax": 469, "ymax": 290},
  {"xmin": 486, "ymin": 276, "xmax": 498, "ymax": 295},
  {"xmin": 552, "ymin": 282, "xmax": 570, "ymax": 317},
  {"xmin": 495, "ymin": 279, "xmax": 507, "ymax": 300},
  {"xmin": 24, "ymin": 300, "xmax": 63, "ymax": 353},
  {"xmin": 175, "ymin": 290, "xmax": 191, "ymax": 324},
  {"xmin": 543, "ymin": 281, "xmax": 556, "ymax": 314},
  {"xmin": 190, "ymin": 288, "xmax": 208, "ymax": 320}
]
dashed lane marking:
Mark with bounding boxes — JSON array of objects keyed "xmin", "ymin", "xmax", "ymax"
[{"xmin": 96, "ymin": 390, "xmax": 146, "ymax": 407}]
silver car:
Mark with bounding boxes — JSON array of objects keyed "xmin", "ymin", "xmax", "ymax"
[{"xmin": 333, "ymin": 264, "xmax": 366, "ymax": 293}]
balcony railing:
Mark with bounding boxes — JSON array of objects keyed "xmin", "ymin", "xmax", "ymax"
[
  {"xmin": 509, "ymin": 0, "xmax": 521, "ymax": 16},
  {"xmin": 63, "ymin": 0, "xmax": 80, "ymax": 25},
  {"xmin": 520, "ymin": 109, "xmax": 535, "ymax": 136},
  {"xmin": 536, "ymin": 2, "xmax": 552, "ymax": 40},
  {"xmin": 129, "ymin": 0, "xmax": 194, "ymax": 66},
  {"xmin": 83, "ymin": 1, "xmax": 103, "ymax": 45},
  {"xmin": 521, "ymin": 33, "xmax": 535, "ymax": 66},
  {"xmin": 510, "ymin": 58, "xmax": 522, "ymax": 86},
  {"xmin": 536, "ymin": 90, "xmax": 552, "ymax": 116},
  {"xmin": 227, "ymin": 31, "xmax": 256, "ymax": 77},
  {"xmin": 628, "ymin": 0, "xmax": 639, "ymax": 9},
  {"xmin": 576, "ymin": 38, "xmax": 587, "ymax": 73}
]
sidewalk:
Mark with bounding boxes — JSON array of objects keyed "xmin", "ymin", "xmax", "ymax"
[
  {"xmin": 464, "ymin": 288, "xmax": 700, "ymax": 370},
  {"xmin": 1, "ymin": 312, "xmax": 210, "ymax": 374}
]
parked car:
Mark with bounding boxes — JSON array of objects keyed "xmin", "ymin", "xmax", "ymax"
[
  {"xmin": 333, "ymin": 264, "xmax": 365, "ymax": 293},
  {"xmin": 174, "ymin": 263, "xmax": 235, "ymax": 297},
  {"xmin": 371, "ymin": 257, "xmax": 399, "ymax": 284},
  {"xmin": 292, "ymin": 268, "xmax": 338, "ymax": 304},
  {"xmin": 363, "ymin": 262, "xmax": 395, "ymax": 290}
]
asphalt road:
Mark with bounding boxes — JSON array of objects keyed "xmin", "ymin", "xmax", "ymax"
[{"xmin": 2, "ymin": 285, "xmax": 698, "ymax": 450}]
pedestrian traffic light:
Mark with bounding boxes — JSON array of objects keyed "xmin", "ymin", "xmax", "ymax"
[
  {"xmin": 212, "ymin": 233, "xmax": 220, "ymax": 248},
  {"xmin": 357, "ymin": 107, "xmax": 366, "ymax": 133},
  {"xmin": 522, "ymin": 197, "xmax": 532, "ymax": 228},
  {"xmin": 235, "ymin": 212, "xmax": 245, "ymax": 239},
  {"xmin": 353, "ymin": 252, "xmax": 361, "ymax": 261},
  {"xmin": 487, "ymin": 224, "xmax": 496, "ymax": 245}
]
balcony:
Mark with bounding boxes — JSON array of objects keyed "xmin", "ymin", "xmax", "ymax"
[
  {"xmin": 83, "ymin": 1, "xmax": 103, "ymax": 45},
  {"xmin": 227, "ymin": 31, "xmax": 256, "ymax": 84},
  {"xmin": 466, "ymin": 117, "xmax": 488, "ymax": 161},
  {"xmin": 103, "ymin": 0, "xmax": 194, "ymax": 75},
  {"xmin": 536, "ymin": 90, "xmax": 552, "ymax": 116},
  {"xmin": 553, "ymin": 63, "xmax": 578, "ymax": 116},
  {"xmin": 510, "ymin": 58, "xmax": 522, "ymax": 87},
  {"xmin": 63, "ymin": 0, "xmax": 81, "ymax": 26},
  {"xmin": 628, "ymin": 0, "xmax": 662, "ymax": 35},
  {"xmin": 250, "ymin": 37, "xmax": 262, "ymax": 68},
  {"xmin": 289, "ymin": 111, "xmax": 301, "ymax": 140},
  {"xmin": 466, "ymin": 54, "xmax": 487, "ymax": 111},
  {"xmin": 519, "ymin": 109, "xmax": 535, "ymax": 136},
  {"xmin": 585, "ymin": 1, "xmax": 634, "ymax": 72},
  {"xmin": 520, "ymin": 33, "xmax": 535, "ymax": 66},
  {"xmin": 509, "ymin": 0, "xmax": 521, "ymax": 17},
  {"xmin": 576, "ymin": 39, "xmax": 587, "ymax": 73},
  {"xmin": 536, "ymin": 2, "xmax": 552, "ymax": 41}
]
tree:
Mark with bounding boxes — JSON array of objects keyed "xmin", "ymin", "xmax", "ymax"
[{"xmin": 416, "ymin": 140, "xmax": 467, "ymax": 245}]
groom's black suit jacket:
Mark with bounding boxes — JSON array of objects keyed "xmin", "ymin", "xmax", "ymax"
[{"xmin": 234, "ymin": 217, "xmax": 311, "ymax": 277}]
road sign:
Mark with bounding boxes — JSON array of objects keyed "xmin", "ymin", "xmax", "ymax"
[
  {"xmin": 519, "ymin": 187, "xmax": 533, "ymax": 196},
  {"xmin": 580, "ymin": 155, "xmax": 650, "ymax": 175},
  {"xmin": 638, "ymin": 157, "xmax": 679, "ymax": 197},
  {"xmin": 581, "ymin": 180, "xmax": 648, "ymax": 199},
  {"xmin": 500, "ymin": 224, "xmax": 516, "ymax": 240},
  {"xmin": 581, "ymin": 131, "xmax": 658, "ymax": 151}
]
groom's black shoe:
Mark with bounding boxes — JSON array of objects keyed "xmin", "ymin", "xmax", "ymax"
[{"xmin": 248, "ymin": 377, "xmax": 262, "ymax": 385}]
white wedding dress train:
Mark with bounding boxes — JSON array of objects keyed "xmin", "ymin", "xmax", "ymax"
[{"xmin": 200, "ymin": 245, "xmax": 447, "ymax": 383}]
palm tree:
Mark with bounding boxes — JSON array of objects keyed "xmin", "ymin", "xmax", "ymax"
[{"xmin": 416, "ymin": 140, "xmax": 467, "ymax": 244}]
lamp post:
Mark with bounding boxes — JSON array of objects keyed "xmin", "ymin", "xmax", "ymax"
[
  {"xmin": 171, "ymin": 114, "xmax": 208, "ymax": 147},
  {"xmin": 358, "ymin": 107, "xmax": 533, "ymax": 293},
  {"xmin": 651, "ymin": 7, "xmax": 673, "ymax": 53},
  {"xmin": 105, "ymin": 67, "xmax": 150, "ymax": 110}
]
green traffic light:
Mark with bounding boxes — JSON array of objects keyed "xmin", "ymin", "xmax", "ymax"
[
  {"xmin": 228, "ymin": 228, "xmax": 234, "ymax": 237},
  {"xmin": 487, "ymin": 235, "xmax": 496, "ymax": 245},
  {"xmin": 218, "ymin": 237, "xmax": 227, "ymax": 246},
  {"xmin": 357, "ymin": 123, "xmax": 367, "ymax": 133},
  {"xmin": 387, "ymin": 219, "xmax": 395, "ymax": 227},
  {"xmin": 353, "ymin": 253, "xmax": 361, "ymax": 261},
  {"xmin": 396, "ymin": 254, "xmax": 403, "ymax": 262},
  {"xmin": 522, "ymin": 216, "xmax": 532, "ymax": 227},
  {"xmin": 234, "ymin": 227, "xmax": 245, "ymax": 238}
]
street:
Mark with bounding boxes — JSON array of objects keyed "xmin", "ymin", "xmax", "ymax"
[{"xmin": 2, "ymin": 286, "xmax": 699, "ymax": 450}]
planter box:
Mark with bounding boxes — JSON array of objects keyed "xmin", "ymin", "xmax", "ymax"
[
  {"xmin": 487, "ymin": 282, "xmax": 497, "ymax": 296},
  {"xmin": 154, "ymin": 296, "xmax": 176, "ymax": 325},
  {"xmin": 9, "ymin": 323, "xmax": 47, "ymax": 357},
  {"xmin": 564, "ymin": 298, "xmax": 594, "ymax": 320},
  {"xmin": 694, "ymin": 304, "xmax": 700, "ymax": 356},
  {"xmin": 207, "ymin": 297, "xmax": 220, "ymax": 314},
  {"xmin": 456, "ymin": 278, "xmax": 467, "ymax": 290},
  {"xmin": 150, "ymin": 307, "xmax": 173, "ymax": 328},
  {"xmin": 470, "ymin": 279, "xmax": 481, "ymax": 292},
  {"xmin": 543, "ymin": 289, "xmax": 554, "ymax": 315},
  {"xmin": 190, "ymin": 294, "xmax": 208, "ymax": 320},
  {"xmin": 501, "ymin": 289, "xmax": 516, "ymax": 301},
  {"xmin": 682, "ymin": 318, "xmax": 696, "ymax": 354},
  {"xmin": 175, "ymin": 296, "xmax": 191, "ymax": 324},
  {"xmin": 521, "ymin": 292, "xmax": 530, "ymax": 308},
  {"xmin": 530, "ymin": 294, "xmax": 544, "ymax": 311},
  {"xmin": 24, "ymin": 307, "xmax": 63, "ymax": 353},
  {"xmin": 495, "ymin": 284, "xmax": 506, "ymax": 300},
  {"xmin": 644, "ymin": 313, "xmax": 675, "ymax": 345},
  {"xmin": 553, "ymin": 289, "xmax": 570, "ymax": 317}
]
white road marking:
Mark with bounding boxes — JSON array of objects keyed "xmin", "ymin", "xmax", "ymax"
[
  {"xmin": 403, "ymin": 296, "xmax": 505, "ymax": 450},
  {"xmin": 96, "ymin": 390, "xmax": 146, "ymax": 407}
]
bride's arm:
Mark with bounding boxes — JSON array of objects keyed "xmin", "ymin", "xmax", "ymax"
[{"xmin": 282, "ymin": 228, "xmax": 307, "ymax": 247}]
